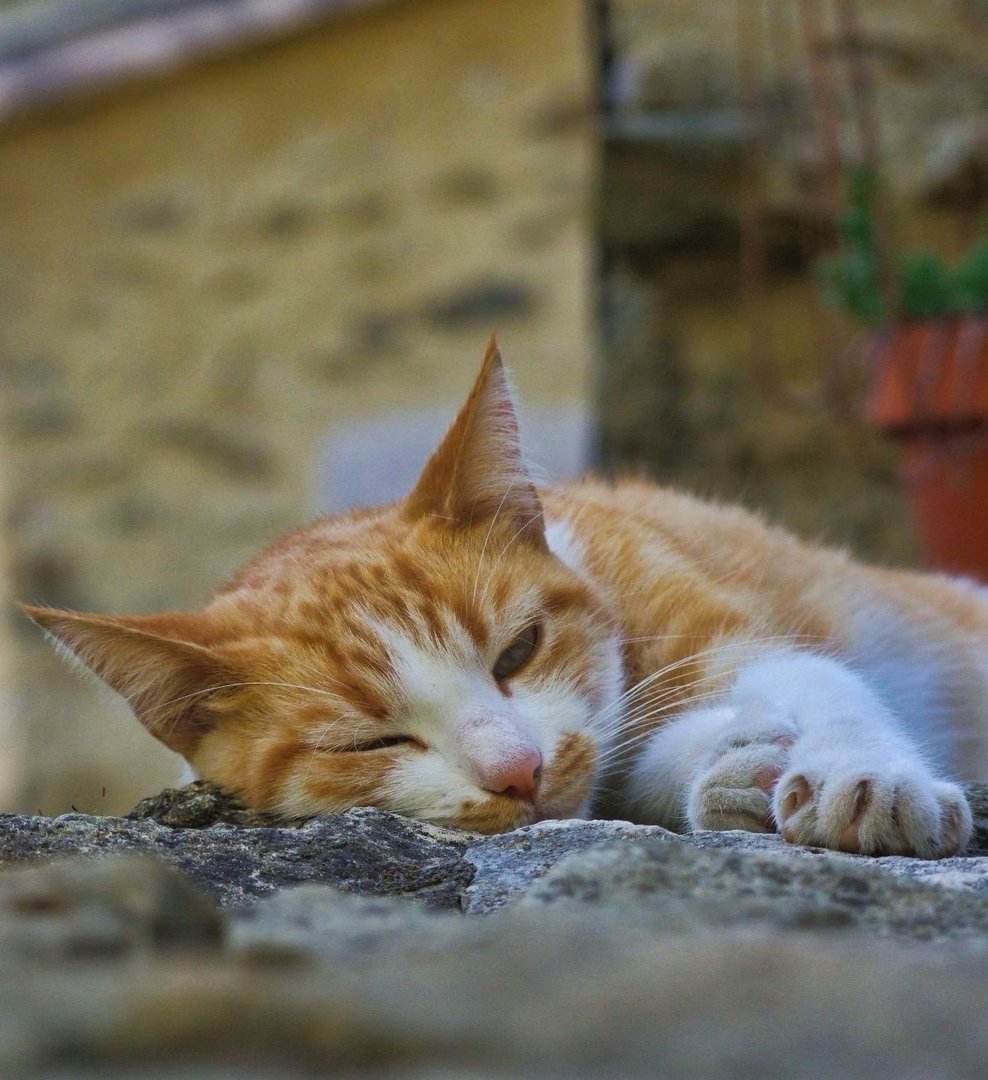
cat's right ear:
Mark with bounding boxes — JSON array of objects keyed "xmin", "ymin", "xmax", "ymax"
[
  {"xmin": 21, "ymin": 605, "xmax": 236, "ymax": 757},
  {"xmin": 404, "ymin": 336, "xmax": 547, "ymax": 548}
]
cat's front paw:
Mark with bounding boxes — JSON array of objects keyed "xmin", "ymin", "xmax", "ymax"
[
  {"xmin": 773, "ymin": 755, "xmax": 972, "ymax": 858},
  {"xmin": 687, "ymin": 734, "xmax": 793, "ymax": 834}
]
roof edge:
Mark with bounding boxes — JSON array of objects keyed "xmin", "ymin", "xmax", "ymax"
[{"xmin": 0, "ymin": 0, "xmax": 389, "ymax": 125}]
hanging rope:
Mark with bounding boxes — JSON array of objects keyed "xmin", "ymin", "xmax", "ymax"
[{"xmin": 738, "ymin": 0, "xmax": 889, "ymax": 417}]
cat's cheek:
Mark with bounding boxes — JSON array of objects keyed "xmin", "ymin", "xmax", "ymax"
[
  {"xmin": 188, "ymin": 728, "xmax": 268, "ymax": 808},
  {"xmin": 287, "ymin": 751, "xmax": 397, "ymax": 816},
  {"xmin": 520, "ymin": 634, "xmax": 622, "ymax": 748}
]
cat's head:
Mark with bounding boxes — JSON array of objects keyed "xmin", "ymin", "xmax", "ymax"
[{"xmin": 24, "ymin": 340, "xmax": 622, "ymax": 832}]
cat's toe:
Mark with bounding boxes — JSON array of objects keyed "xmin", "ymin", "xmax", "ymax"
[
  {"xmin": 688, "ymin": 781, "xmax": 774, "ymax": 832},
  {"xmin": 776, "ymin": 772, "xmax": 872, "ymax": 852},
  {"xmin": 774, "ymin": 765, "xmax": 972, "ymax": 858},
  {"xmin": 931, "ymin": 780, "xmax": 974, "ymax": 857},
  {"xmin": 687, "ymin": 742, "xmax": 787, "ymax": 833}
]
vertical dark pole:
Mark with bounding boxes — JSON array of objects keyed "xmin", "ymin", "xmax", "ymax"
[
  {"xmin": 589, "ymin": 0, "xmax": 689, "ymax": 481},
  {"xmin": 588, "ymin": 0, "xmax": 616, "ymax": 471}
]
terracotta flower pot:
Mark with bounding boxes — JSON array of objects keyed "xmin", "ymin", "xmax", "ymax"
[
  {"xmin": 865, "ymin": 317, "xmax": 988, "ymax": 432},
  {"xmin": 864, "ymin": 316, "xmax": 988, "ymax": 580}
]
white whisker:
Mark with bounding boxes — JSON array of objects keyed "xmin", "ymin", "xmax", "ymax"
[
  {"xmin": 477, "ymin": 505, "xmax": 547, "ymax": 611},
  {"xmin": 472, "ymin": 480, "xmax": 518, "ymax": 606}
]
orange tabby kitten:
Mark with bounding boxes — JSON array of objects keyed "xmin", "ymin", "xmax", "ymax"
[{"xmin": 25, "ymin": 339, "xmax": 988, "ymax": 856}]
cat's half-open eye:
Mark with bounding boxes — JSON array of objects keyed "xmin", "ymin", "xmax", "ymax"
[{"xmin": 492, "ymin": 623, "xmax": 541, "ymax": 683}]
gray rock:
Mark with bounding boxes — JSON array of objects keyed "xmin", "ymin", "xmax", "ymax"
[
  {"xmin": 3, "ymin": 792, "xmax": 988, "ymax": 1077},
  {"xmin": 0, "ymin": 854, "xmax": 222, "ymax": 958},
  {"xmin": 12, "ymin": 782, "xmax": 988, "ymax": 923},
  {"xmin": 2, "ymin": 913, "xmax": 988, "ymax": 1079},
  {"xmin": 517, "ymin": 833, "xmax": 988, "ymax": 941},
  {"xmin": 229, "ymin": 884, "xmax": 456, "ymax": 963},
  {"xmin": 969, "ymin": 781, "xmax": 988, "ymax": 852},
  {"xmin": 682, "ymin": 827, "xmax": 988, "ymax": 895},
  {"xmin": 126, "ymin": 780, "xmax": 291, "ymax": 829},
  {"xmin": 0, "ymin": 808, "xmax": 472, "ymax": 909},
  {"xmin": 462, "ymin": 816, "xmax": 673, "ymax": 913},
  {"xmin": 460, "ymin": 809, "xmax": 988, "ymax": 917}
]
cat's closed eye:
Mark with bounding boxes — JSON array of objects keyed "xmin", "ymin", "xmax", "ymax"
[
  {"xmin": 343, "ymin": 735, "xmax": 423, "ymax": 753},
  {"xmin": 492, "ymin": 623, "xmax": 541, "ymax": 683}
]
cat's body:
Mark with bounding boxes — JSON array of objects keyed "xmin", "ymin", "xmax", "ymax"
[
  {"xmin": 544, "ymin": 480, "xmax": 987, "ymax": 840},
  {"xmin": 25, "ymin": 341, "xmax": 987, "ymax": 855}
]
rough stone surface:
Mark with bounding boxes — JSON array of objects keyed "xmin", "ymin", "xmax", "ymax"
[
  {"xmin": 518, "ymin": 835, "xmax": 988, "ymax": 941},
  {"xmin": 463, "ymin": 820, "xmax": 988, "ymax": 922},
  {"xmin": 0, "ymin": 806, "xmax": 473, "ymax": 909},
  {"xmin": 970, "ymin": 782, "xmax": 988, "ymax": 853},
  {"xmin": 4, "ymin": 914, "xmax": 988, "ymax": 1079},
  {"xmin": 229, "ymin": 885, "xmax": 453, "ymax": 964},
  {"xmin": 3, "ymin": 791, "xmax": 988, "ymax": 1075},
  {"xmin": 0, "ymin": 854, "xmax": 223, "ymax": 958},
  {"xmin": 127, "ymin": 780, "xmax": 291, "ymax": 829},
  {"xmin": 461, "ymin": 816, "xmax": 672, "ymax": 913},
  {"xmin": 680, "ymin": 827, "xmax": 988, "ymax": 895},
  {"xmin": 95, "ymin": 779, "xmax": 988, "ymax": 921}
]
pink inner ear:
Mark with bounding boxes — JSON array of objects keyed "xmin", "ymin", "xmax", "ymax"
[{"xmin": 404, "ymin": 340, "xmax": 546, "ymax": 546}]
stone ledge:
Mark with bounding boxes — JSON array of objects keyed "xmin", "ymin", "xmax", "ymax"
[
  {"xmin": 2, "ymin": 787, "xmax": 988, "ymax": 1075},
  {"xmin": 1, "ymin": 803, "xmax": 473, "ymax": 909},
  {"xmin": 6, "ymin": 781, "xmax": 988, "ymax": 922}
]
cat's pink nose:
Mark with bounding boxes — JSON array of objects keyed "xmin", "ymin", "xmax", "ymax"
[{"xmin": 482, "ymin": 750, "xmax": 543, "ymax": 800}]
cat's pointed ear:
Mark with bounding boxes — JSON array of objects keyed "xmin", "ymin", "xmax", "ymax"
[
  {"xmin": 405, "ymin": 336, "xmax": 546, "ymax": 548},
  {"xmin": 21, "ymin": 605, "xmax": 234, "ymax": 756}
]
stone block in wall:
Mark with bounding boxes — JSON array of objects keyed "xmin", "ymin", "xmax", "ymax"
[{"xmin": 599, "ymin": 124, "xmax": 742, "ymax": 251}]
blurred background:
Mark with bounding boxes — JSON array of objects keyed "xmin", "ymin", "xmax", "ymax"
[{"xmin": 1, "ymin": 0, "xmax": 987, "ymax": 815}]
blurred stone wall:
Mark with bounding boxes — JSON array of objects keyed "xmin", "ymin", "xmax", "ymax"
[
  {"xmin": 0, "ymin": 0, "xmax": 594, "ymax": 812},
  {"xmin": 598, "ymin": 0, "xmax": 988, "ymax": 562}
]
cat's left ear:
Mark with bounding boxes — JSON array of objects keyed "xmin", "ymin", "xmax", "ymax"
[
  {"xmin": 20, "ymin": 605, "xmax": 238, "ymax": 757},
  {"xmin": 404, "ymin": 336, "xmax": 547, "ymax": 549}
]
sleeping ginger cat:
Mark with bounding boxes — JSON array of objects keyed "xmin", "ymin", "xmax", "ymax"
[{"xmin": 24, "ymin": 339, "xmax": 988, "ymax": 857}]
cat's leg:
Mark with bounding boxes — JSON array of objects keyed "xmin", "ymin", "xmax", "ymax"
[
  {"xmin": 749, "ymin": 653, "xmax": 971, "ymax": 857},
  {"xmin": 629, "ymin": 651, "xmax": 972, "ymax": 857}
]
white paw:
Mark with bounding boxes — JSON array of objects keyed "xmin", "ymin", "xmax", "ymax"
[
  {"xmin": 773, "ymin": 753, "xmax": 972, "ymax": 858},
  {"xmin": 687, "ymin": 733, "xmax": 793, "ymax": 833}
]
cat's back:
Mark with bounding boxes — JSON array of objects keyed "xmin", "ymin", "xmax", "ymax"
[
  {"xmin": 544, "ymin": 477, "xmax": 988, "ymax": 651},
  {"xmin": 542, "ymin": 477, "xmax": 988, "ymax": 634},
  {"xmin": 541, "ymin": 478, "xmax": 824, "ymax": 595},
  {"xmin": 544, "ymin": 479, "xmax": 988, "ymax": 779}
]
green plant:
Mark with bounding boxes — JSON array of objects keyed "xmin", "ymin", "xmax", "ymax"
[
  {"xmin": 818, "ymin": 167, "xmax": 988, "ymax": 326},
  {"xmin": 818, "ymin": 168, "xmax": 885, "ymax": 327},
  {"xmin": 898, "ymin": 251, "xmax": 952, "ymax": 320},
  {"xmin": 953, "ymin": 239, "xmax": 988, "ymax": 311}
]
